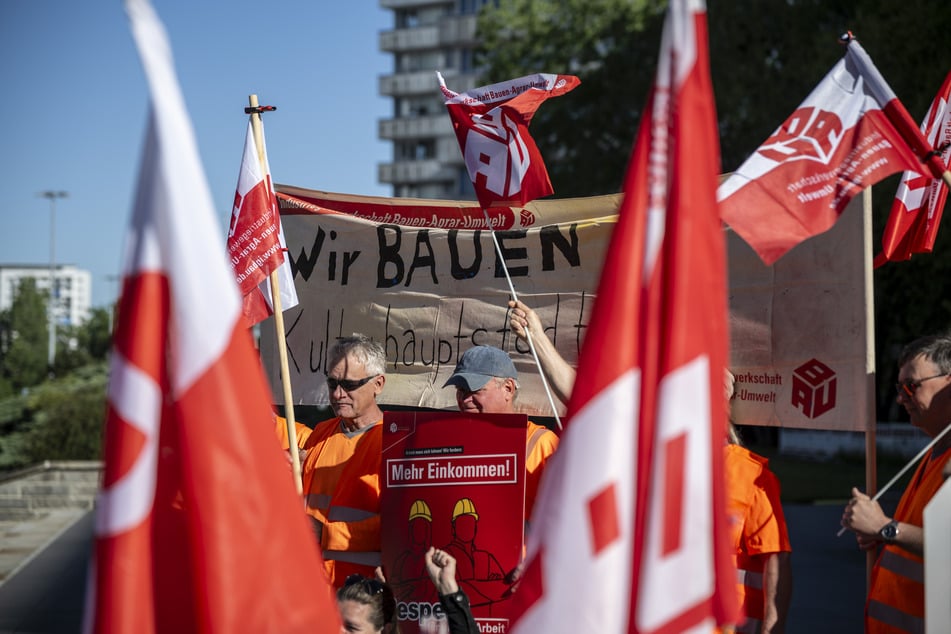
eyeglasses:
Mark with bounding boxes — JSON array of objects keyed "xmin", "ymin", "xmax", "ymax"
[
  {"xmin": 895, "ymin": 373, "xmax": 948, "ymax": 398},
  {"xmin": 326, "ymin": 375, "xmax": 378, "ymax": 392},
  {"xmin": 343, "ymin": 574, "xmax": 385, "ymax": 596}
]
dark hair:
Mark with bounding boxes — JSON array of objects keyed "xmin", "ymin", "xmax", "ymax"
[
  {"xmin": 337, "ymin": 575, "xmax": 399, "ymax": 633},
  {"xmin": 899, "ymin": 334, "xmax": 951, "ymax": 374}
]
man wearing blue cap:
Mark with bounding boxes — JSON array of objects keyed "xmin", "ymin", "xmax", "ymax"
[{"xmin": 443, "ymin": 345, "xmax": 559, "ymax": 521}]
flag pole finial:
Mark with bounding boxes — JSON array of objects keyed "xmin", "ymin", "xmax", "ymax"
[{"xmin": 245, "ymin": 105, "xmax": 277, "ymax": 114}]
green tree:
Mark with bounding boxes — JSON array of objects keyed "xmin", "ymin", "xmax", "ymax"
[
  {"xmin": 0, "ymin": 278, "xmax": 49, "ymax": 393},
  {"xmin": 22, "ymin": 363, "xmax": 106, "ymax": 463},
  {"xmin": 79, "ymin": 306, "xmax": 113, "ymax": 361},
  {"xmin": 476, "ymin": 0, "xmax": 951, "ymax": 420},
  {"xmin": 477, "ymin": 0, "xmax": 667, "ymax": 197}
]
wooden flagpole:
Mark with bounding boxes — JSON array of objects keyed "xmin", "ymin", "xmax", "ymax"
[{"xmin": 248, "ymin": 93, "xmax": 303, "ymax": 496}]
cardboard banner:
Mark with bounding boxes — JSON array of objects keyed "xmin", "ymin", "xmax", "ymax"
[
  {"xmin": 260, "ymin": 186, "xmax": 870, "ymax": 431},
  {"xmin": 381, "ymin": 411, "xmax": 526, "ymax": 633}
]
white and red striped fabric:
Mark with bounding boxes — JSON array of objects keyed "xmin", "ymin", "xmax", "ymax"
[
  {"xmin": 83, "ymin": 1, "xmax": 338, "ymax": 632},
  {"xmin": 509, "ymin": 1, "xmax": 738, "ymax": 632},
  {"xmin": 228, "ymin": 120, "xmax": 299, "ymax": 325},
  {"xmin": 718, "ymin": 34, "xmax": 948, "ymax": 266},
  {"xmin": 875, "ymin": 69, "xmax": 951, "ymax": 266},
  {"xmin": 438, "ymin": 71, "xmax": 579, "ymax": 210}
]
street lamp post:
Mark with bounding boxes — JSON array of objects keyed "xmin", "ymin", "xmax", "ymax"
[{"xmin": 39, "ymin": 190, "xmax": 68, "ymax": 370}]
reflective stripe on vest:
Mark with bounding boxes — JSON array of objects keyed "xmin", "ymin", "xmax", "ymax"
[
  {"xmin": 323, "ymin": 549, "xmax": 382, "ymax": 567},
  {"xmin": 868, "ymin": 599, "xmax": 924, "ymax": 634},
  {"xmin": 737, "ymin": 567, "xmax": 763, "ymax": 590},
  {"xmin": 327, "ymin": 505, "xmax": 378, "ymax": 523},
  {"xmin": 879, "ymin": 549, "xmax": 924, "ymax": 584},
  {"xmin": 306, "ymin": 493, "xmax": 332, "ymax": 511},
  {"xmin": 526, "ymin": 426, "xmax": 548, "ymax": 458}
]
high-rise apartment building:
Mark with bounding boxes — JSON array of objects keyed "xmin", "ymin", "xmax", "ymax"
[
  {"xmin": 378, "ymin": 0, "xmax": 494, "ymax": 200},
  {"xmin": 0, "ymin": 264, "xmax": 92, "ymax": 327}
]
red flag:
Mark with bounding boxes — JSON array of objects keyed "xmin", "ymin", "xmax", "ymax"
[
  {"xmin": 438, "ymin": 72, "xmax": 579, "ymax": 210},
  {"xmin": 228, "ymin": 120, "xmax": 299, "ymax": 325},
  {"xmin": 875, "ymin": 70, "xmax": 951, "ymax": 266},
  {"xmin": 718, "ymin": 34, "xmax": 948, "ymax": 265},
  {"xmin": 509, "ymin": 2, "xmax": 738, "ymax": 632},
  {"xmin": 83, "ymin": 1, "xmax": 339, "ymax": 632}
]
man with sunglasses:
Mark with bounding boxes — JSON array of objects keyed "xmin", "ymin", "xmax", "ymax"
[
  {"xmin": 841, "ymin": 333, "xmax": 951, "ymax": 634},
  {"xmin": 300, "ymin": 334, "xmax": 387, "ymax": 588}
]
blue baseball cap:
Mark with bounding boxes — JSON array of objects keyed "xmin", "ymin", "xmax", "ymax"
[{"xmin": 443, "ymin": 346, "xmax": 518, "ymax": 392}]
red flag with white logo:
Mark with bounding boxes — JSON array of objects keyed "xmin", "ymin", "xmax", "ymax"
[
  {"xmin": 83, "ymin": 1, "xmax": 338, "ymax": 632},
  {"xmin": 718, "ymin": 34, "xmax": 948, "ymax": 266},
  {"xmin": 509, "ymin": 2, "xmax": 738, "ymax": 632},
  {"xmin": 875, "ymin": 70, "xmax": 951, "ymax": 266},
  {"xmin": 228, "ymin": 120, "xmax": 299, "ymax": 325},
  {"xmin": 438, "ymin": 72, "xmax": 579, "ymax": 210}
]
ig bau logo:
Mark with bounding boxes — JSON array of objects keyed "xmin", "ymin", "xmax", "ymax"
[{"xmin": 757, "ymin": 106, "xmax": 844, "ymax": 164}]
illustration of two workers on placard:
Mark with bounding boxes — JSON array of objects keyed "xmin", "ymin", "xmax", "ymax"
[{"xmin": 392, "ymin": 497, "xmax": 508, "ymax": 609}]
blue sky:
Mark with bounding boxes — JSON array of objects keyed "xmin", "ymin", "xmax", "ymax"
[{"xmin": 1, "ymin": 1, "xmax": 391, "ymax": 307}]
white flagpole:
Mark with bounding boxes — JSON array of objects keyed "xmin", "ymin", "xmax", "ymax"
[{"xmin": 480, "ymin": 207, "xmax": 563, "ymax": 430}]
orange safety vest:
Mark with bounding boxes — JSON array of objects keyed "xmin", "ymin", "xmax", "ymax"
[
  {"xmin": 525, "ymin": 421, "xmax": 559, "ymax": 520},
  {"xmin": 721, "ymin": 444, "xmax": 791, "ymax": 633},
  {"xmin": 274, "ymin": 416, "xmax": 312, "ymax": 450},
  {"xmin": 300, "ymin": 416, "xmax": 382, "ymax": 588},
  {"xmin": 866, "ymin": 446, "xmax": 951, "ymax": 634}
]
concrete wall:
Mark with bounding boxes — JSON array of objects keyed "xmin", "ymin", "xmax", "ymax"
[{"xmin": 0, "ymin": 461, "xmax": 102, "ymax": 521}]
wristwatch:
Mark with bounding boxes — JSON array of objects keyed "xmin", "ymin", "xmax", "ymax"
[{"xmin": 879, "ymin": 519, "xmax": 900, "ymax": 543}]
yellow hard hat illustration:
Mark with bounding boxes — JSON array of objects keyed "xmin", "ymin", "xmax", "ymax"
[
  {"xmin": 452, "ymin": 497, "xmax": 479, "ymax": 521},
  {"xmin": 408, "ymin": 499, "xmax": 432, "ymax": 522}
]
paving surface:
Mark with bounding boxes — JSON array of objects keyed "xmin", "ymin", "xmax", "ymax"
[
  {"xmin": 0, "ymin": 504, "xmax": 873, "ymax": 633},
  {"xmin": 0, "ymin": 510, "xmax": 91, "ymax": 634}
]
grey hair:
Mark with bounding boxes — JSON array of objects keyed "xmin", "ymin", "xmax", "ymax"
[
  {"xmin": 899, "ymin": 333, "xmax": 951, "ymax": 374},
  {"xmin": 330, "ymin": 334, "xmax": 386, "ymax": 376}
]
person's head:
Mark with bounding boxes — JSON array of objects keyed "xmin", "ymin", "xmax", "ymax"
[
  {"xmin": 451, "ymin": 497, "xmax": 479, "ymax": 541},
  {"xmin": 337, "ymin": 575, "xmax": 398, "ymax": 634},
  {"xmin": 724, "ymin": 369, "xmax": 742, "ymax": 446},
  {"xmin": 408, "ymin": 499, "xmax": 432, "ymax": 547},
  {"xmin": 444, "ymin": 346, "xmax": 518, "ymax": 414},
  {"xmin": 327, "ymin": 335, "xmax": 386, "ymax": 428},
  {"xmin": 896, "ymin": 333, "xmax": 951, "ymax": 436}
]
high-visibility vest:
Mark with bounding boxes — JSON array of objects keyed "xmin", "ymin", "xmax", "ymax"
[
  {"xmin": 300, "ymin": 417, "xmax": 382, "ymax": 587},
  {"xmin": 866, "ymin": 447, "xmax": 951, "ymax": 634},
  {"xmin": 274, "ymin": 416, "xmax": 312, "ymax": 450},
  {"xmin": 525, "ymin": 421, "xmax": 559, "ymax": 519},
  {"xmin": 722, "ymin": 444, "xmax": 791, "ymax": 633}
]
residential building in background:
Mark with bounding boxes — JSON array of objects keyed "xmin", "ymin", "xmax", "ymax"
[
  {"xmin": 0, "ymin": 264, "xmax": 92, "ymax": 327},
  {"xmin": 378, "ymin": 0, "xmax": 493, "ymax": 200}
]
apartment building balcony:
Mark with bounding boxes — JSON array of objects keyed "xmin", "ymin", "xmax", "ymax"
[
  {"xmin": 379, "ymin": 114, "xmax": 452, "ymax": 140},
  {"xmin": 379, "ymin": 15, "xmax": 477, "ymax": 53},
  {"xmin": 378, "ymin": 159, "xmax": 456, "ymax": 185},
  {"xmin": 380, "ymin": 0, "xmax": 449, "ymax": 9},
  {"xmin": 380, "ymin": 68, "xmax": 481, "ymax": 97}
]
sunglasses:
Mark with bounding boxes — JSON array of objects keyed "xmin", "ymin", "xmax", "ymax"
[
  {"xmin": 343, "ymin": 574, "xmax": 385, "ymax": 596},
  {"xmin": 326, "ymin": 375, "xmax": 379, "ymax": 392},
  {"xmin": 895, "ymin": 373, "xmax": 948, "ymax": 398}
]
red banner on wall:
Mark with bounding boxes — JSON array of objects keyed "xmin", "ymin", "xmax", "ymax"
[{"xmin": 381, "ymin": 411, "xmax": 526, "ymax": 634}]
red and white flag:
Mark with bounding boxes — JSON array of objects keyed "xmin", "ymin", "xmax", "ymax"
[
  {"xmin": 509, "ymin": 1, "xmax": 738, "ymax": 632},
  {"xmin": 438, "ymin": 71, "xmax": 579, "ymax": 210},
  {"xmin": 228, "ymin": 119, "xmax": 299, "ymax": 326},
  {"xmin": 83, "ymin": 1, "xmax": 339, "ymax": 632},
  {"xmin": 718, "ymin": 34, "xmax": 948, "ymax": 265},
  {"xmin": 875, "ymin": 70, "xmax": 951, "ymax": 266}
]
